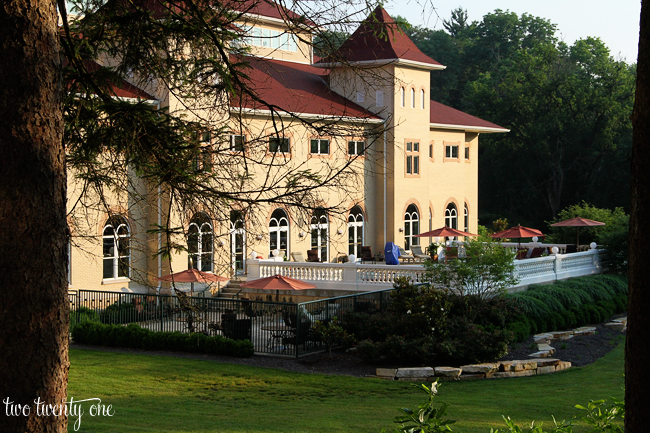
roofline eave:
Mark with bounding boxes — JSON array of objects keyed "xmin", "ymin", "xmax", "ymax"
[
  {"xmin": 313, "ymin": 58, "xmax": 446, "ymax": 70},
  {"xmin": 429, "ymin": 123, "xmax": 510, "ymax": 133},
  {"xmin": 230, "ymin": 107, "xmax": 384, "ymax": 123}
]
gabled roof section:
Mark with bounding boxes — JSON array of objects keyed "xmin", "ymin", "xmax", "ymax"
[
  {"xmin": 230, "ymin": 56, "xmax": 382, "ymax": 121},
  {"xmin": 227, "ymin": 0, "xmax": 313, "ymax": 26},
  {"xmin": 430, "ymin": 100, "xmax": 508, "ymax": 133},
  {"xmin": 314, "ymin": 6, "xmax": 444, "ymax": 70}
]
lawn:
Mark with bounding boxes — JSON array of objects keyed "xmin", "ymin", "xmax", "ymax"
[{"xmin": 67, "ymin": 337, "xmax": 625, "ymax": 433}]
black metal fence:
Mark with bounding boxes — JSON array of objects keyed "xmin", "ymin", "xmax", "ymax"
[{"xmin": 69, "ymin": 288, "xmax": 393, "ymax": 358}]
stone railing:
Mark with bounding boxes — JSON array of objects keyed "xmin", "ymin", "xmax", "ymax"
[{"xmin": 246, "ymin": 248, "xmax": 602, "ymax": 293}]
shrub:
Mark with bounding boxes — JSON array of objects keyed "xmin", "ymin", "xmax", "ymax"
[
  {"xmin": 71, "ymin": 321, "xmax": 254, "ymax": 357},
  {"xmin": 70, "ymin": 306, "xmax": 100, "ymax": 327},
  {"xmin": 506, "ymin": 320, "xmax": 530, "ymax": 343}
]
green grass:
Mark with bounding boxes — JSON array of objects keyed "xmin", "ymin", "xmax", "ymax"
[{"xmin": 68, "ymin": 337, "xmax": 625, "ymax": 433}]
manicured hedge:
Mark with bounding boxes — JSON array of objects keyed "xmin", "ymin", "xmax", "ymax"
[
  {"xmin": 72, "ymin": 321, "xmax": 254, "ymax": 357},
  {"xmin": 505, "ymin": 274, "xmax": 627, "ymax": 339}
]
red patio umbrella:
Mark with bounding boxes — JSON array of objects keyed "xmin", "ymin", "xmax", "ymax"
[
  {"xmin": 491, "ymin": 225, "xmax": 544, "ymax": 248},
  {"xmin": 414, "ymin": 226, "xmax": 476, "ymax": 239},
  {"xmin": 551, "ymin": 217, "xmax": 606, "ymax": 247},
  {"xmin": 240, "ymin": 274, "xmax": 316, "ymax": 301},
  {"xmin": 159, "ymin": 269, "xmax": 229, "ymax": 295}
]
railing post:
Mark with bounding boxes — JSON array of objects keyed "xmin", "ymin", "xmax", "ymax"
[{"xmin": 247, "ymin": 259, "xmax": 260, "ymax": 280}]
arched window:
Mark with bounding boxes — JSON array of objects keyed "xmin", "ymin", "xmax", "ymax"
[
  {"xmin": 269, "ymin": 208, "xmax": 289, "ymax": 256},
  {"xmin": 404, "ymin": 204, "xmax": 420, "ymax": 250},
  {"xmin": 188, "ymin": 213, "xmax": 213, "ymax": 272},
  {"xmin": 464, "ymin": 203, "xmax": 469, "ymax": 233},
  {"xmin": 421, "ymin": 89, "xmax": 425, "ymax": 109},
  {"xmin": 445, "ymin": 203, "xmax": 458, "ymax": 230},
  {"xmin": 411, "ymin": 88, "xmax": 415, "ymax": 108},
  {"xmin": 400, "ymin": 87, "xmax": 405, "ymax": 107},
  {"xmin": 230, "ymin": 210, "xmax": 246, "ymax": 274},
  {"xmin": 310, "ymin": 208, "xmax": 329, "ymax": 261},
  {"xmin": 102, "ymin": 215, "xmax": 130, "ymax": 279},
  {"xmin": 348, "ymin": 206, "xmax": 364, "ymax": 256}
]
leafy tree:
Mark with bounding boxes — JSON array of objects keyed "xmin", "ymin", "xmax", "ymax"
[
  {"xmin": 546, "ymin": 202, "xmax": 629, "ymax": 245},
  {"xmin": 424, "ymin": 236, "xmax": 519, "ymax": 300}
]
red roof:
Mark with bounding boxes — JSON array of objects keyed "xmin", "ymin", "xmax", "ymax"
[
  {"xmin": 430, "ymin": 100, "xmax": 507, "ymax": 131},
  {"xmin": 317, "ymin": 6, "xmax": 442, "ymax": 67},
  {"xmin": 64, "ymin": 59, "xmax": 155, "ymax": 100},
  {"xmin": 231, "ymin": 56, "xmax": 380, "ymax": 120}
]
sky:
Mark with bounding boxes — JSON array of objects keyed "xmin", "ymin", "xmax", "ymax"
[{"xmin": 385, "ymin": 0, "xmax": 641, "ymax": 64}]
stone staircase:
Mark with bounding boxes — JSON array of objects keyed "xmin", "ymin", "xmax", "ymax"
[{"xmin": 216, "ymin": 281, "xmax": 245, "ymax": 299}]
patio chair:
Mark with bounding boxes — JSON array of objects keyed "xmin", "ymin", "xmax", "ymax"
[
  {"xmin": 360, "ymin": 246, "xmax": 373, "ymax": 262},
  {"xmin": 410, "ymin": 245, "xmax": 429, "ymax": 261},
  {"xmin": 291, "ymin": 251, "xmax": 305, "ymax": 262},
  {"xmin": 307, "ymin": 249, "xmax": 321, "ymax": 262},
  {"xmin": 529, "ymin": 247, "xmax": 546, "ymax": 258},
  {"xmin": 398, "ymin": 247, "xmax": 415, "ymax": 263},
  {"xmin": 516, "ymin": 249, "xmax": 529, "ymax": 260}
]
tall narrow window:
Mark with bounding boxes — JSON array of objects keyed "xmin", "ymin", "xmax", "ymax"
[
  {"xmin": 269, "ymin": 209, "xmax": 289, "ymax": 257},
  {"xmin": 376, "ymin": 90, "xmax": 384, "ymax": 107},
  {"xmin": 230, "ymin": 210, "xmax": 246, "ymax": 275},
  {"xmin": 188, "ymin": 213, "xmax": 213, "ymax": 272},
  {"xmin": 464, "ymin": 203, "xmax": 469, "ymax": 233},
  {"xmin": 310, "ymin": 208, "xmax": 329, "ymax": 262},
  {"xmin": 404, "ymin": 204, "xmax": 420, "ymax": 250},
  {"xmin": 348, "ymin": 206, "xmax": 364, "ymax": 256},
  {"xmin": 405, "ymin": 141, "xmax": 420, "ymax": 175},
  {"xmin": 464, "ymin": 146, "xmax": 470, "ymax": 160},
  {"xmin": 103, "ymin": 215, "xmax": 130, "ymax": 279},
  {"xmin": 400, "ymin": 87, "xmax": 405, "ymax": 107},
  {"xmin": 421, "ymin": 89, "xmax": 425, "ymax": 109},
  {"xmin": 445, "ymin": 203, "xmax": 458, "ymax": 230}
]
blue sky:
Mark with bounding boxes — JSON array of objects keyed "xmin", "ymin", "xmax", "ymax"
[{"xmin": 386, "ymin": 0, "xmax": 641, "ymax": 64}]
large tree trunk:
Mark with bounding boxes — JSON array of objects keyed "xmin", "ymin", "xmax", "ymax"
[
  {"xmin": 627, "ymin": 1, "xmax": 650, "ymax": 431},
  {"xmin": 0, "ymin": 1, "xmax": 68, "ymax": 432}
]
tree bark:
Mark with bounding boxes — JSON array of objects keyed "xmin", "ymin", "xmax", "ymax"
[
  {"xmin": 0, "ymin": 1, "xmax": 68, "ymax": 432},
  {"xmin": 627, "ymin": 1, "xmax": 650, "ymax": 431}
]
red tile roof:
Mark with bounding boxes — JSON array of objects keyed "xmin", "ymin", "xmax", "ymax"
[
  {"xmin": 65, "ymin": 59, "xmax": 156, "ymax": 100},
  {"xmin": 430, "ymin": 100, "xmax": 507, "ymax": 132},
  {"xmin": 231, "ymin": 56, "xmax": 381, "ymax": 120},
  {"xmin": 317, "ymin": 6, "xmax": 442, "ymax": 68}
]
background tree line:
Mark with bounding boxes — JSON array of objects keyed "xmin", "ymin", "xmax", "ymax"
[{"xmin": 399, "ymin": 8, "xmax": 636, "ymax": 230}]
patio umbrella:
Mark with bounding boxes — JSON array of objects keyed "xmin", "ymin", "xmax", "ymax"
[
  {"xmin": 239, "ymin": 274, "xmax": 316, "ymax": 301},
  {"xmin": 159, "ymin": 269, "xmax": 229, "ymax": 295},
  {"xmin": 414, "ymin": 226, "xmax": 476, "ymax": 239},
  {"xmin": 491, "ymin": 225, "xmax": 544, "ymax": 248},
  {"xmin": 551, "ymin": 217, "xmax": 606, "ymax": 247}
]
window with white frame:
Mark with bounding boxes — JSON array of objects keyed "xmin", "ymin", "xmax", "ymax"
[
  {"xmin": 348, "ymin": 140, "xmax": 365, "ymax": 156},
  {"xmin": 230, "ymin": 134, "xmax": 245, "ymax": 152},
  {"xmin": 310, "ymin": 138, "xmax": 329, "ymax": 155},
  {"xmin": 400, "ymin": 87, "xmax": 405, "ymax": 107},
  {"xmin": 269, "ymin": 137, "xmax": 290, "ymax": 153},
  {"xmin": 464, "ymin": 203, "xmax": 469, "ymax": 233},
  {"xmin": 188, "ymin": 212, "xmax": 213, "ymax": 272},
  {"xmin": 243, "ymin": 26, "xmax": 297, "ymax": 51},
  {"xmin": 348, "ymin": 206, "xmax": 364, "ymax": 256},
  {"xmin": 269, "ymin": 208, "xmax": 289, "ymax": 257},
  {"xmin": 421, "ymin": 89, "xmax": 425, "ymax": 109},
  {"xmin": 406, "ymin": 141, "xmax": 420, "ymax": 175},
  {"xmin": 445, "ymin": 203, "xmax": 458, "ymax": 230},
  {"xmin": 102, "ymin": 215, "xmax": 130, "ymax": 279},
  {"xmin": 310, "ymin": 208, "xmax": 329, "ymax": 261},
  {"xmin": 404, "ymin": 204, "xmax": 420, "ymax": 250},
  {"xmin": 445, "ymin": 144, "xmax": 459, "ymax": 159},
  {"xmin": 230, "ymin": 210, "xmax": 246, "ymax": 274}
]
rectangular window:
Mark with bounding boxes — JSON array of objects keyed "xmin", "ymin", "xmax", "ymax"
[
  {"xmin": 231, "ymin": 135, "xmax": 245, "ymax": 152},
  {"xmin": 446, "ymin": 145, "xmax": 458, "ymax": 159},
  {"xmin": 310, "ymin": 139, "xmax": 329, "ymax": 155},
  {"xmin": 269, "ymin": 137, "xmax": 290, "ymax": 153},
  {"xmin": 406, "ymin": 141, "xmax": 420, "ymax": 175},
  {"xmin": 465, "ymin": 146, "xmax": 470, "ymax": 159},
  {"xmin": 356, "ymin": 92, "xmax": 365, "ymax": 103},
  {"xmin": 348, "ymin": 140, "xmax": 365, "ymax": 155},
  {"xmin": 376, "ymin": 90, "xmax": 384, "ymax": 107},
  {"xmin": 429, "ymin": 144, "xmax": 433, "ymax": 158}
]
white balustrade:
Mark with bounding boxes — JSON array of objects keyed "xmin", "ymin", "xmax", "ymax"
[{"xmin": 246, "ymin": 248, "xmax": 603, "ymax": 293}]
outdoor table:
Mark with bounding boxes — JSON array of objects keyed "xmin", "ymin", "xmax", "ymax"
[{"xmin": 260, "ymin": 325, "xmax": 296, "ymax": 351}]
